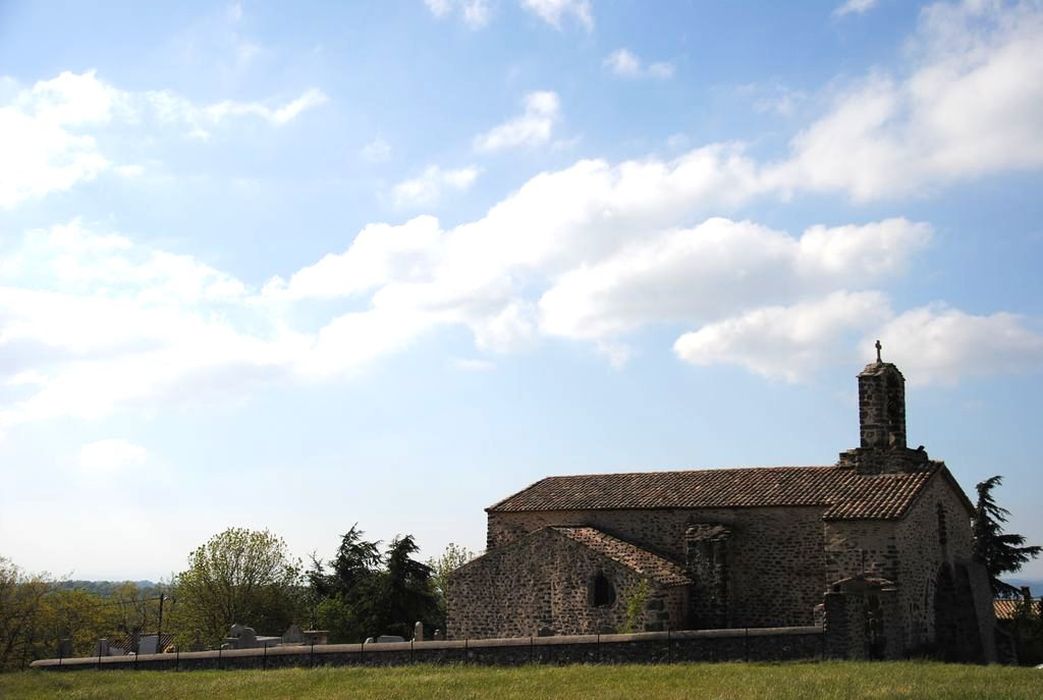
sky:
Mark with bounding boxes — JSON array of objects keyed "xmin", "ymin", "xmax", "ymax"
[{"xmin": 1, "ymin": 0, "xmax": 1042, "ymax": 583}]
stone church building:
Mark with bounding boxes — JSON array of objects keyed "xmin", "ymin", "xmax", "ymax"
[{"xmin": 447, "ymin": 353, "xmax": 996, "ymax": 661}]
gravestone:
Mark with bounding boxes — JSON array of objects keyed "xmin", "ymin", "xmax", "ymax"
[
  {"xmin": 227, "ymin": 624, "xmax": 258, "ymax": 649},
  {"xmin": 282, "ymin": 624, "xmax": 304, "ymax": 644},
  {"xmin": 138, "ymin": 634, "xmax": 159, "ymax": 655},
  {"xmin": 413, "ymin": 621, "xmax": 424, "ymax": 642}
]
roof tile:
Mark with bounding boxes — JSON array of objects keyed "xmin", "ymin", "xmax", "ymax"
[
  {"xmin": 552, "ymin": 526, "xmax": 692, "ymax": 586},
  {"xmin": 488, "ymin": 464, "xmax": 940, "ymax": 520}
]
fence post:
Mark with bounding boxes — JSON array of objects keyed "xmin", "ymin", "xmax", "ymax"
[
  {"xmin": 596, "ymin": 633, "xmax": 600, "ymax": 664},
  {"xmin": 217, "ymin": 645, "xmax": 222, "ymax": 670},
  {"xmin": 176, "ymin": 646, "xmax": 180, "ymax": 672},
  {"xmin": 744, "ymin": 628, "xmax": 749, "ymax": 662},
  {"xmin": 529, "ymin": 636, "xmax": 533, "ymax": 664},
  {"xmin": 263, "ymin": 641, "xmax": 268, "ymax": 670},
  {"xmin": 310, "ymin": 642, "xmax": 315, "ymax": 668}
]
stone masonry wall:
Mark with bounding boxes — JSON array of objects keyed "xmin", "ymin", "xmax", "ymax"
[
  {"xmin": 892, "ymin": 471, "xmax": 995, "ymax": 660},
  {"xmin": 32, "ymin": 627, "xmax": 827, "ymax": 672},
  {"xmin": 824, "ymin": 470, "xmax": 995, "ymax": 660},
  {"xmin": 486, "ymin": 507, "xmax": 827, "ymax": 629},
  {"xmin": 447, "ymin": 528, "xmax": 684, "ymax": 640}
]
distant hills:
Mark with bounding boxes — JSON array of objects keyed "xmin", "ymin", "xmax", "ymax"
[
  {"xmin": 1002, "ymin": 577, "xmax": 1042, "ymax": 595},
  {"xmin": 54, "ymin": 580, "xmax": 164, "ymax": 595}
]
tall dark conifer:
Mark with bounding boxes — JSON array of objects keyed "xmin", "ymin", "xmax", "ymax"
[{"xmin": 973, "ymin": 476, "xmax": 1041, "ymax": 597}]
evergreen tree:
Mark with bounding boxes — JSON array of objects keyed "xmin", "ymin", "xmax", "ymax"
[
  {"xmin": 972, "ymin": 476, "xmax": 1041, "ymax": 597},
  {"xmin": 307, "ymin": 528, "xmax": 440, "ymax": 642}
]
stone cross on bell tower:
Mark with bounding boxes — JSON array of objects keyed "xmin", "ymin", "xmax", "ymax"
[{"xmin": 858, "ymin": 341, "xmax": 906, "ymax": 450}]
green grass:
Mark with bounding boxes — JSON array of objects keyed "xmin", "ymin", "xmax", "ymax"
[{"xmin": 0, "ymin": 661, "xmax": 1040, "ymax": 699}]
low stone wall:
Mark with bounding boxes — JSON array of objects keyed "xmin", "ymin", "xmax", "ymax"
[{"xmin": 30, "ymin": 626, "xmax": 825, "ymax": 672}]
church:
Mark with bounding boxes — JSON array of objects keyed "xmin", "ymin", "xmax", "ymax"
[{"xmin": 447, "ymin": 349, "xmax": 997, "ymax": 661}]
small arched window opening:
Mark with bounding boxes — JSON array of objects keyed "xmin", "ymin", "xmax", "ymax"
[
  {"xmin": 591, "ymin": 572, "xmax": 616, "ymax": 607},
  {"xmin": 936, "ymin": 502, "xmax": 948, "ymax": 547}
]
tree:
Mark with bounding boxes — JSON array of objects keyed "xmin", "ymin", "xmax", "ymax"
[
  {"xmin": 308, "ymin": 528, "xmax": 442, "ymax": 642},
  {"xmin": 307, "ymin": 525, "xmax": 382, "ymax": 642},
  {"xmin": 378, "ymin": 535, "xmax": 440, "ymax": 639},
  {"xmin": 427, "ymin": 542, "xmax": 476, "ymax": 627},
  {"xmin": 170, "ymin": 528, "xmax": 303, "ymax": 646},
  {"xmin": 0, "ymin": 557, "xmax": 50, "ymax": 671},
  {"xmin": 972, "ymin": 476, "xmax": 1042, "ymax": 597}
]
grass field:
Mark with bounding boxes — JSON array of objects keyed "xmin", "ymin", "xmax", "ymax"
[{"xmin": 1, "ymin": 661, "xmax": 1040, "ymax": 699}]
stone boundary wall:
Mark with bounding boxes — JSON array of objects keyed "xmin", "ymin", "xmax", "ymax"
[{"xmin": 31, "ymin": 626, "xmax": 824, "ymax": 672}]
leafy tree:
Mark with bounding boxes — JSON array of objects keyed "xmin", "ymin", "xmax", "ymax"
[
  {"xmin": 169, "ymin": 528, "xmax": 303, "ymax": 646},
  {"xmin": 427, "ymin": 542, "xmax": 476, "ymax": 627},
  {"xmin": 972, "ymin": 476, "xmax": 1042, "ymax": 597},
  {"xmin": 0, "ymin": 557, "xmax": 50, "ymax": 671}
]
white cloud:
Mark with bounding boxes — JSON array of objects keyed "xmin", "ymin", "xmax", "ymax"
[
  {"xmin": 78, "ymin": 439, "xmax": 149, "ymax": 474},
  {"xmin": 673, "ymin": 291, "xmax": 892, "ymax": 382},
  {"xmin": 0, "ymin": 175, "xmax": 1034, "ymax": 436},
  {"xmin": 361, "ymin": 137, "xmax": 392, "ymax": 163},
  {"xmin": 424, "ymin": 0, "xmax": 492, "ymax": 28},
  {"xmin": 0, "ymin": 71, "xmax": 115, "ymax": 208},
  {"xmin": 473, "ymin": 91, "xmax": 561, "ymax": 152},
  {"xmin": 520, "ymin": 0, "xmax": 593, "ymax": 30},
  {"xmin": 604, "ymin": 49, "xmax": 675, "ymax": 80},
  {"xmin": 673, "ymin": 296, "xmax": 1043, "ymax": 384},
  {"xmin": 874, "ymin": 305, "xmax": 1043, "ymax": 385},
  {"xmin": 833, "ymin": 0, "xmax": 878, "ymax": 18},
  {"xmin": 263, "ymin": 215, "xmax": 442, "ymax": 300},
  {"xmin": 769, "ymin": 0, "xmax": 1043, "ymax": 200},
  {"xmin": 159, "ymin": 86, "xmax": 328, "ymax": 135},
  {"xmin": 391, "ymin": 165, "xmax": 480, "ymax": 208},
  {"xmin": 0, "ymin": 70, "xmax": 328, "ymax": 208},
  {"xmin": 537, "ymin": 217, "xmax": 931, "ymax": 341}
]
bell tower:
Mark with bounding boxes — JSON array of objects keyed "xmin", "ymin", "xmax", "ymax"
[
  {"xmin": 839, "ymin": 342, "xmax": 929, "ymax": 474},
  {"xmin": 858, "ymin": 340, "xmax": 906, "ymax": 450}
]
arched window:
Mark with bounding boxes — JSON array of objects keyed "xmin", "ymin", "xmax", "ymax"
[{"xmin": 591, "ymin": 572, "xmax": 616, "ymax": 607}]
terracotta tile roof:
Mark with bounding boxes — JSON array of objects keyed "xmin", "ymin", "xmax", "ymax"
[
  {"xmin": 552, "ymin": 526, "xmax": 692, "ymax": 587},
  {"xmin": 488, "ymin": 464, "xmax": 942, "ymax": 520},
  {"xmin": 993, "ymin": 598, "xmax": 1041, "ymax": 621}
]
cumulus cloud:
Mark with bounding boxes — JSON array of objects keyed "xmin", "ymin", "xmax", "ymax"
[
  {"xmin": 78, "ymin": 439, "xmax": 149, "ymax": 474},
  {"xmin": 473, "ymin": 91, "xmax": 561, "ymax": 152},
  {"xmin": 769, "ymin": 0, "xmax": 1043, "ymax": 200},
  {"xmin": 538, "ymin": 218, "xmax": 932, "ymax": 341},
  {"xmin": 0, "ymin": 70, "xmax": 328, "ymax": 207},
  {"xmin": 391, "ymin": 165, "xmax": 479, "ymax": 207},
  {"xmin": 520, "ymin": 0, "xmax": 593, "ymax": 30},
  {"xmin": 604, "ymin": 49, "xmax": 675, "ymax": 80},
  {"xmin": 674, "ymin": 297, "xmax": 1043, "ymax": 384},
  {"xmin": 673, "ymin": 292, "xmax": 892, "ymax": 382},
  {"xmin": 874, "ymin": 305, "xmax": 1043, "ymax": 385}
]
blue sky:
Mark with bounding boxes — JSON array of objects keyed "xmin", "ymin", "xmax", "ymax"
[{"xmin": 1, "ymin": 0, "xmax": 1042, "ymax": 583}]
